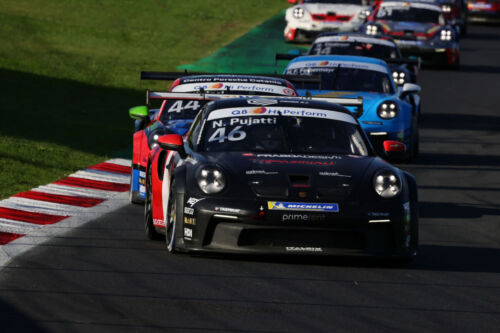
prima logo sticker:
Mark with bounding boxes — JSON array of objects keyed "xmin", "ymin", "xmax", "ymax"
[{"xmin": 184, "ymin": 207, "xmax": 194, "ymax": 215}]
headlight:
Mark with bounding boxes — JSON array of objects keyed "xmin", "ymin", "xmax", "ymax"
[
  {"xmin": 366, "ymin": 25, "xmax": 378, "ymax": 35},
  {"xmin": 293, "ymin": 7, "xmax": 304, "ymax": 18},
  {"xmin": 196, "ymin": 166, "xmax": 226, "ymax": 194},
  {"xmin": 377, "ymin": 101, "xmax": 399, "ymax": 119},
  {"xmin": 440, "ymin": 29, "xmax": 452, "ymax": 41},
  {"xmin": 442, "ymin": 4, "xmax": 452, "ymax": 13},
  {"xmin": 373, "ymin": 170, "xmax": 401, "ymax": 198},
  {"xmin": 392, "ymin": 71, "xmax": 406, "ymax": 85}
]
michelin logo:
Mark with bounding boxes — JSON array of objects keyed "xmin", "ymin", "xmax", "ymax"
[{"xmin": 268, "ymin": 201, "xmax": 339, "ymax": 213}]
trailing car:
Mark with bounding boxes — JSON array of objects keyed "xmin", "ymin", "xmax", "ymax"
[
  {"xmin": 277, "ymin": 32, "xmax": 420, "ymax": 87},
  {"xmin": 425, "ymin": 0, "xmax": 469, "ymax": 36},
  {"xmin": 363, "ymin": 0, "xmax": 460, "ymax": 68},
  {"xmin": 284, "ymin": 55, "xmax": 421, "ymax": 161},
  {"xmin": 284, "ymin": 0, "xmax": 372, "ymax": 42},
  {"xmin": 129, "ymin": 73, "xmax": 299, "ymax": 204},
  {"xmin": 145, "ymin": 96, "xmax": 419, "ymax": 259},
  {"xmin": 467, "ymin": 0, "xmax": 500, "ymax": 23}
]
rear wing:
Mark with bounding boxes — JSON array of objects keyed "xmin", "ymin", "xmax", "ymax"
[
  {"xmin": 275, "ymin": 53, "xmax": 301, "ymax": 62},
  {"xmin": 145, "ymin": 91, "xmax": 364, "ymax": 118},
  {"xmin": 140, "ymin": 71, "xmax": 321, "ymax": 87}
]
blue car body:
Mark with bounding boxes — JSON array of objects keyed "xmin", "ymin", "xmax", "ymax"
[{"xmin": 284, "ymin": 55, "xmax": 420, "ymax": 159}]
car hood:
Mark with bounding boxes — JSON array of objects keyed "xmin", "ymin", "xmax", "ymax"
[
  {"xmin": 382, "ymin": 21, "xmax": 440, "ymax": 35},
  {"xmin": 193, "ymin": 151, "xmax": 378, "ymax": 201}
]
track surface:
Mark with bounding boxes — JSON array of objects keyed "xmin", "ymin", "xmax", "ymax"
[{"xmin": 1, "ymin": 25, "xmax": 500, "ymax": 332}]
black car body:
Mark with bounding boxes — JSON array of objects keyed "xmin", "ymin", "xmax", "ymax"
[{"xmin": 146, "ymin": 97, "xmax": 419, "ymax": 258}]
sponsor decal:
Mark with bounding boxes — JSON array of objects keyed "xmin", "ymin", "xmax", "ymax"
[
  {"xmin": 268, "ymin": 201, "xmax": 339, "ymax": 212},
  {"xmin": 184, "ymin": 217, "xmax": 196, "ymax": 225},
  {"xmin": 368, "ymin": 212, "xmax": 390, "ymax": 217},
  {"xmin": 285, "ymin": 247, "xmax": 323, "ymax": 252},
  {"xmin": 254, "ymin": 154, "xmax": 341, "ymax": 160},
  {"xmin": 215, "ymin": 207, "xmax": 241, "ymax": 214},
  {"xmin": 282, "ymin": 214, "xmax": 326, "ymax": 222},
  {"xmin": 287, "ymin": 60, "xmax": 388, "ymax": 74},
  {"xmin": 245, "ymin": 170, "xmax": 279, "ymax": 175},
  {"xmin": 139, "ymin": 178, "xmax": 145, "ymax": 185},
  {"xmin": 319, "ymin": 171, "xmax": 351, "ymax": 178},
  {"xmin": 211, "ymin": 83, "xmax": 224, "ymax": 89},
  {"xmin": 207, "ymin": 107, "xmax": 356, "ymax": 124},
  {"xmin": 187, "ymin": 197, "xmax": 205, "ymax": 207},
  {"xmin": 153, "ymin": 218, "xmax": 166, "ymax": 227},
  {"xmin": 139, "ymin": 185, "xmax": 145, "ymax": 194},
  {"xmin": 283, "ymin": 88, "xmax": 295, "ymax": 96},
  {"xmin": 362, "ymin": 121, "xmax": 383, "ymax": 125},
  {"xmin": 139, "ymin": 171, "xmax": 146, "ymax": 178},
  {"xmin": 184, "ymin": 227, "xmax": 193, "ymax": 239},
  {"xmin": 319, "ymin": 61, "xmax": 329, "ymax": 66},
  {"xmin": 184, "ymin": 207, "xmax": 194, "ymax": 215},
  {"xmin": 252, "ymin": 159, "xmax": 335, "ymax": 166},
  {"xmin": 247, "ymin": 99, "xmax": 279, "ymax": 106}
]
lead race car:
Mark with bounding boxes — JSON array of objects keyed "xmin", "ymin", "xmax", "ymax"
[
  {"xmin": 283, "ymin": 55, "xmax": 421, "ymax": 160},
  {"xmin": 363, "ymin": 0, "xmax": 460, "ymax": 68},
  {"xmin": 145, "ymin": 96, "xmax": 419, "ymax": 259},
  {"xmin": 284, "ymin": 0, "xmax": 372, "ymax": 42},
  {"xmin": 129, "ymin": 72, "xmax": 301, "ymax": 203}
]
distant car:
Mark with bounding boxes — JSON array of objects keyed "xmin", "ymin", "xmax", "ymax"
[
  {"xmin": 467, "ymin": 0, "xmax": 500, "ymax": 23},
  {"xmin": 364, "ymin": 0, "xmax": 460, "ymax": 68},
  {"xmin": 284, "ymin": 0, "xmax": 372, "ymax": 42},
  {"xmin": 284, "ymin": 55, "xmax": 421, "ymax": 161},
  {"xmin": 129, "ymin": 74, "xmax": 299, "ymax": 204},
  {"xmin": 278, "ymin": 32, "xmax": 420, "ymax": 87},
  {"xmin": 145, "ymin": 96, "xmax": 419, "ymax": 259}
]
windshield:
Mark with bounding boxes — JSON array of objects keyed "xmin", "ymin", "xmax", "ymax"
[
  {"xmin": 195, "ymin": 111, "xmax": 369, "ymax": 156},
  {"xmin": 160, "ymin": 99, "xmax": 210, "ymax": 122},
  {"xmin": 309, "ymin": 41, "xmax": 399, "ymax": 59},
  {"xmin": 303, "ymin": 0, "xmax": 365, "ymax": 4},
  {"xmin": 376, "ymin": 5, "xmax": 443, "ymax": 24},
  {"xmin": 286, "ymin": 66, "xmax": 393, "ymax": 94}
]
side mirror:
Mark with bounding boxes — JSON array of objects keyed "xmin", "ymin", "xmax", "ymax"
[
  {"xmin": 158, "ymin": 134, "xmax": 185, "ymax": 153},
  {"xmin": 400, "ymin": 83, "xmax": 421, "ymax": 99},
  {"xmin": 383, "ymin": 140, "xmax": 406, "ymax": 159},
  {"xmin": 288, "ymin": 0, "xmax": 298, "ymax": 3},
  {"xmin": 129, "ymin": 106, "xmax": 149, "ymax": 120}
]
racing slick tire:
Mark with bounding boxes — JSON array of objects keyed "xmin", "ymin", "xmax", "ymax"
[
  {"xmin": 144, "ymin": 164, "xmax": 163, "ymax": 241},
  {"xmin": 165, "ymin": 178, "xmax": 178, "ymax": 253}
]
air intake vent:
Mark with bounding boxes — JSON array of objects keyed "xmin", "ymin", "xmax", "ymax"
[{"xmin": 289, "ymin": 175, "xmax": 310, "ymax": 187}]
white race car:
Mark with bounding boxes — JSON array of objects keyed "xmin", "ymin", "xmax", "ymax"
[{"xmin": 285, "ymin": 0, "xmax": 371, "ymax": 42}]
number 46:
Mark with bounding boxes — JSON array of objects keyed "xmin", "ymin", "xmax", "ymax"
[{"xmin": 208, "ymin": 126, "xmax": 247, "ymax": 143}]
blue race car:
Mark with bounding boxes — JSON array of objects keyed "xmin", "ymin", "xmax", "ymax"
[{"xmin": 284, "ymin": 55, "xmax": 421, "ymax": 161}]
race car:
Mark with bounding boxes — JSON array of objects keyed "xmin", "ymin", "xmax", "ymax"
[
  {"xmin": 129, "ymin": 73, "xmax": 299, "ymax": 204},
  {"xmin": 428, "ymin": 0, "xmax": 469, "ymax": 36},
  {"xmin": 144, "ymin": 96, "xmax": 419, "ymax": 259},
  {"xmin": 283, "ymin": 55, "xmax": 421, "ymax": 160},
  {"xmin": 363, "ymin": 0, "xmax": 460, "ymax": 68},
  {"xmin": 467, "ymin": 0, "xmax": 500, "ymax": 23},
  {"xmin": 277, "ymin": 32, "xmax": 420, "ymax": 86},
  {"xmin": 284, "ymin": 0, "xmax": 372, "ymax": 42}
]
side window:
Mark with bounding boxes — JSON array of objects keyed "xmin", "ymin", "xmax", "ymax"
[{"xmin": 187, "ymin": 106, "xmax": 205, "ymax": 150}]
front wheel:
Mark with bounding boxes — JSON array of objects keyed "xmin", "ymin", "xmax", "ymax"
[{"xmin": 165, "ymin": 178, "xmax": 178, "ymax": 253}]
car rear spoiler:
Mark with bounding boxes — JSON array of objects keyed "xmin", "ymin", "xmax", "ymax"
[
  {"xmin": 275, "ymin": 53, "xmax": 301, "ymax": 62},
  {"xmin": 145, "ymin": 91, "xmax": 363, "ymax": 118},
  {"xmin": 140, "ymin": 71, "xmax": 321, "ymax": 86}
]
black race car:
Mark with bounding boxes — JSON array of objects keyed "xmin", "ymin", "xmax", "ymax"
[{"xmin": 146, "ymin": 96, "xmax": 419, "ymax": 259}]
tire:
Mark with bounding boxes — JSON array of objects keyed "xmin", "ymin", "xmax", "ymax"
[
  {"xmin": 165, "ymin": 178, "xmax": 177, "ymax": 253},
  {"xmin": 144, "ymin": 165, "xmax": 162, "ymax": 240}
]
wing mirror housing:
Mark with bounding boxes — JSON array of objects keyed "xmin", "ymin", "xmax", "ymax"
[
  {"xmin": 158, "ymin": 134, "xmax": 186, "ymax": 156},
  {"xmin": 129, "ymin": 106, "xmax": 149, "ymax": 120},
  {"xmin": 400, "ymin": 83, "xmax": 421, "ymax": 99},
  {"xmin": 383, "ymin": 140, "xmax": 407, "ymax": 159}
]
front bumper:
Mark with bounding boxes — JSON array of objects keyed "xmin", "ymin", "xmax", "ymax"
[{"xmin": 176, "ymin": 197, "xmax": 412, "ymax": 257}]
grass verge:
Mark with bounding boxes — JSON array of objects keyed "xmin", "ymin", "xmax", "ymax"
[{"xmin": 0, "ymin": 0, "xmax": 288, "ymax": 199}]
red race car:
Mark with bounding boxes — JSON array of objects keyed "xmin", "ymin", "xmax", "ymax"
[{"xmin": 467, "ymin": 0, "xmax": 500, "ymax": 23}]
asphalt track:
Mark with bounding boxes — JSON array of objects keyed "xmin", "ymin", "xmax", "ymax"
[{"xmin": 1, "ymin": 24, "xmax": 500, "ymax": 333}]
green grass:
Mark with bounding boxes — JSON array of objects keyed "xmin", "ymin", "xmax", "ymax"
[{"xmin": 0, "ymin": 0, "xmax": 288, "ymax": 199}]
